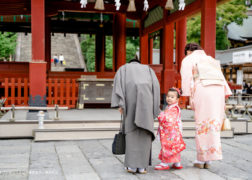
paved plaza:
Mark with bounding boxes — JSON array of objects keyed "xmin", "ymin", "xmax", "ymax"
[{"xmin": 0, "ymin": 134, "xmax": 252, "ymax": 180}]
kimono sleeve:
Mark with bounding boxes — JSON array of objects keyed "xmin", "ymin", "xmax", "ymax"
[
  {"xmin": 180, "ymin": 56, "xmax": 194, "ymax": 97},
  {"xmin": 150, "ymin": 68, "xmax": 161, "ymax": 118},
  {"xmin": 111, "ymin": 66, "xmax": 126, "ymax": 109}
]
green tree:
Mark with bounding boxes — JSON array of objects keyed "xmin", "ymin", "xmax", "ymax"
[
  {"xmin": 187, "ymin": 0, "xmax": 248, "ymax": 50},
  {"xmin": 81, "ymin": 35, "xmax": 139, "ymax": 71},
  {"xmin": 105, "ymin": 36, "xmax": 113, "ymax": 70},
  {"xmin": 0, "ymin": 32, "xmax": 17, "ymax": 61},
  {"xmin": 126, "ymin": 37, "xmax": 138, "ymax": 62},
  {"xmin": 81, "ymin": 35, "xmax": 96, "ymax": 72}
]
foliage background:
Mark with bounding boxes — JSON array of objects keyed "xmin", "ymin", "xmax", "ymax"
[
  {"xmin": 0, "ymin": 32, "xmax": 17, "ymax": 61},
  {"xmin": 81, "ymin": 35, "xmax": 139, "ymax": 72},
  {"xmin": 187, "ymin": 0, "xmax": 248, "ymax": 50}
]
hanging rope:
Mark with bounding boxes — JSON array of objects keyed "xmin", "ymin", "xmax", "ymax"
[
  {"xmin": 178, "ymin": 0, "xmax": 186, "ymax": 10},
  {"xmin": 127, "ymin": 0, "xmax": 136, "ymax": 12},
  {"xmin": 94, "ymin": 0, "xmax": 105, "ymax": 10},
  {"xmin": 80, "ymin": 0, "xmax": 88, "ymax": 8},
  {"xmin": 62, "ymin": 11, "xmax": 65, "ymax": 21},
  {"xmin": 165, "ymin": 0, "xmax": 174, "ymax": 10},
  {"xmin": 115, "ymin": 0, "xmax": 121, "ymax": 11},
  {"xmin": 143, "ymin": 0, "xmax": 149, "ymax": 11}
]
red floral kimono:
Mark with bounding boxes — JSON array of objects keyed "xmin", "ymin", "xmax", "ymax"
[{"xmin": 158, "ymin": 103, "xmax": 186, "ymax": 163}]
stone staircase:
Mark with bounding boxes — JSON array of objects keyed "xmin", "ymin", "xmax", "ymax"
[
  {"xmin": 1, "ymin": 109, "xmax": 251, "ymax": 141},
  {"xmin": 15, "ymin": 33, "xmax": 86, "ymax": 71},
  {"xmin": 0, "ymin": 119, "xmax": 242, "ymax": 141},
  {"xmin": 32, "ymin": 120, "xmax": 235, "ymax": 141}
]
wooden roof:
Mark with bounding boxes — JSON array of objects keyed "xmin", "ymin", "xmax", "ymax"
[{"xmin": 0, "ymin": 0, "xmax": 164, "ymax": 19}]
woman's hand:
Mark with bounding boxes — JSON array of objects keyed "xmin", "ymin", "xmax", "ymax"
[{"xmin": 118, "ymin": 107, "xmax": 123, "ymax": 114}]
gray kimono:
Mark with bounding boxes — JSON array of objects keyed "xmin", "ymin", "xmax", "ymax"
[{"xmin": 111, "ymin": 61, "xmax": 160, "ymax": 168}]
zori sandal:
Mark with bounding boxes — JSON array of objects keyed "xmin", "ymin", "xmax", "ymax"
[
  {"xmin": 154, "ymin": 164, "xmax": 170, "ymax": 170},
  {"xmin": 172, "ymin": 164, "xmax": 183, "ymax": 169}
]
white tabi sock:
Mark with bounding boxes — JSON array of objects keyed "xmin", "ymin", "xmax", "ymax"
[
  {"xmin": 174, "ymin": 162, "xmax": 181, "ymax": 167},
  {"xmin": 194, "ymin": 160, "xmax": 205, "ymax": 164},
  {"xmin": 160, "ymin": 162, "xmax": 169, "ymax": 166}
]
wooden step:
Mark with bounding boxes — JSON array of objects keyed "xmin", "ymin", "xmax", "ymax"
[{"xmin": 33, "ymin": 127, "xmax": 234, "ymax": 141}]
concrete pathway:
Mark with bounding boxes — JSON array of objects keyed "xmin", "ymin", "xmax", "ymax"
[{"xmin": 0, "ymin": 135, "xmax": 252, "ymax": 180}]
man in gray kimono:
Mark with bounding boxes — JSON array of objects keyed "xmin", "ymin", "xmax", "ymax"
[{"xmin": 111, "ymin": 58, "xmax": 160, "ymax": 174}]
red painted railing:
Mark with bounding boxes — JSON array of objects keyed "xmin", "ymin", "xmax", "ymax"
[
  {"xmin": 47, "ymin": 78, "xmax": 78, "ymax": 108},
  {"xmin": 2, "ymin": 78, "xmax": 29, "ymax": 106},
  {"xmin": 0, "ymin": 78, "xmax": 78, "ymax": 108}
]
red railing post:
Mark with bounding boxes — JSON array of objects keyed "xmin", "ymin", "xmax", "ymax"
[
  {"xmin": 60, "ymin": 79, "xmax": 64, "ymax": 105},
  {"xmin": 48, "ymin": 78, "xmax": 52, "ymax": 105},
  {"xmin": 11, "ymin": 78, "xmax": 15, "ymax": 105},
  {"xmin": 66, "ymin": 79, "xmax": 70, "ymax": 107},
  {"xmin": 24, "ymin": 78, "xmax": 28, "ymax": 105},
  {"xmin": 17, "ymin": 78, "xmax": 22, "ymax": 105},
  {"xmin": 4, "ymin": 78, "xmax": 9, "ymax": 106}
]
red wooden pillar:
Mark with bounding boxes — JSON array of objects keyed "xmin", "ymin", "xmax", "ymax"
[
  {"xmin": 161, "ymin": 23, "xmax": 175, "ymax": 96},
  {"xmin": 113, "ymin": 13, "xmax": 126, "ymax": 71},
  {"xmin": 176, "ymin": 17, "xmax": 186, "ymax": 72},
  {"xmin": 45, "ymin": 17, "xmax": 51, "ymax": 72},
  {"xmin": 30, "ymin": 0, "xmax": 47, "ymax": 106},
  {"xmin": 149, "ymin": 38, "xmax": 153, "ymax": 64},
  {"xmin": 201, "ymin": 0, "xmax": 216, "ymax": 57},
  {"xmin": 140, "ymin": 33, "xmax": 149, "ymax": 64},
  {"xmin": 96, "ymin": 31, "xmax": 105, "ymax": 72}
]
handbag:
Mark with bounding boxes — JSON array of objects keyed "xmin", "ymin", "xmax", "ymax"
[
  {"xmin": 112, "ymin": 115, "xmax": 126, "ymax": 155},
  {"xmin": 221, "ymin": 116, "xmax": 231, "ymax": 131}
]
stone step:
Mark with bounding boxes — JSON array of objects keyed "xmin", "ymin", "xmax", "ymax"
[
  {"xmin": 0, "ymin": 119, "xmax": 248, "ymax": 138},
  {"xmin": 16, "ymin": 33, "xmax": 85, "ymax": 70},
  {"xmin": 33, "ymin": 127, "xmax": 234, "ymax": 141}
]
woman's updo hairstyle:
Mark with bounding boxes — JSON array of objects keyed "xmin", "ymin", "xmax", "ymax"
[{"xmin": 184, "ymin": 43, "xmax": 203, "ymax": 56}]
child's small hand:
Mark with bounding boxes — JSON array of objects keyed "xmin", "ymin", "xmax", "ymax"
[{"xmin": 118, "ymin": 107, "xmax": 123, "ymax": 114}]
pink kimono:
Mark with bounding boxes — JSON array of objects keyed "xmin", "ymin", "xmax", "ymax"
[
  {"xmin": 158, "ymin": 103, "xmax": 186, "ymax": 163},
  {"xmin": 180, "ymin": 50, "xmax": 232, "ymax": 161}
]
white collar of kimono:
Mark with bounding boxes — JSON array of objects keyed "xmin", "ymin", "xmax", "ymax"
[
  {"xmin": 192, "ymin": 50, "xmax": 206, "ymax": 56},
  {"xmin": 166, "ymin": 102, "xmax": 179, "ymax": 109}
]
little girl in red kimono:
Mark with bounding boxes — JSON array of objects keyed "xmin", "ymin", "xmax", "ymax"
[{"xmin": 155, "ymin": 88, "xmax": 186, "ymax": 170}]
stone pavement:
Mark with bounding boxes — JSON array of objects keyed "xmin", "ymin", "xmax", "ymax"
[{"xmin": 0, "ymin": 135, "xmax": 252, "ymax": 180}]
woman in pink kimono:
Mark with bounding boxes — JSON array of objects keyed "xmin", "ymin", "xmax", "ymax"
[{"xmin": 180, "ymin": 43, "xmax": 232, "ymax": 169}]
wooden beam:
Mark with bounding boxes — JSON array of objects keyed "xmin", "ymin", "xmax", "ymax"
[
  {"xmin": 0, "ymin": 21, "xmax": 139, "ymax": 36},
  {"xmin": 143, "ymin": 0, "xmax": 201, "ymax": 35}
]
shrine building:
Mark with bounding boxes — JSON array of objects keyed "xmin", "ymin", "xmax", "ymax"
[{"xmin": 0, "ymin": 0, "xmax": 225, "ymax": 108}]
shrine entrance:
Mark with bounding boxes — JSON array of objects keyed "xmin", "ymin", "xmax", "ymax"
[{"xmin": 0, "ymin": 0, "xmax": 220, "ymax": 108}]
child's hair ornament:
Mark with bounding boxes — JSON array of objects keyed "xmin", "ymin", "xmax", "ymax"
[{"xmin": 171, "ymin": 87, "xmax": 181, "ymax": 96}]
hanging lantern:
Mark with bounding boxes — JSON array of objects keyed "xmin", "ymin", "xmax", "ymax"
[
  {"xmin": 80, "ymin": 0, "xmax": 88, "ymax": 8},
  {"xmin": 143, "ymin": 0, "xmax": 149, "ymax": 11},
  {"xmin": 127, "ymin": 0, "xmax": 136, "ymax": 12},
  {"xmin": 178, "ymin": 0, "xmax": 185, "ymax": 10},
  {"xmin": 115, "ymin": 0, "xmax": 121, "ymax": 11},
  {"xmin": 94, "ymin": 0, "xmax": 105, "ymax": 10},
  {"xmin": 165, "ymin": 0, "xmax": 174, "ymax": 10}
]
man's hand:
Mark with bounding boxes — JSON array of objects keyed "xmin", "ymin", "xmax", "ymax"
[{"xmin": 118, "ymin": 107, "xmax": 123, "ymax": 114}]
